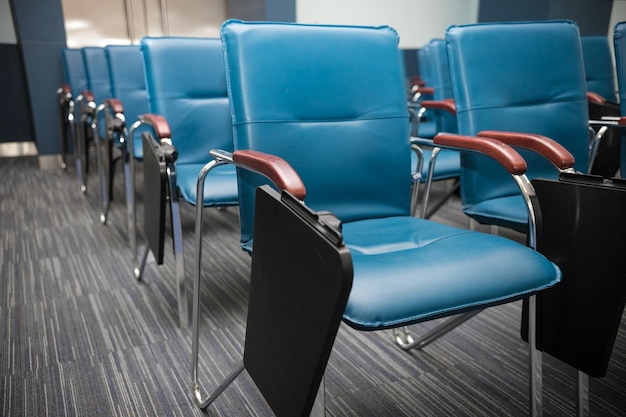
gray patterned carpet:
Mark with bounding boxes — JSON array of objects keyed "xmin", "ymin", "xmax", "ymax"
[{"xmin": 1, "ymin": 154, "xmax": 625, "ymax": 416}]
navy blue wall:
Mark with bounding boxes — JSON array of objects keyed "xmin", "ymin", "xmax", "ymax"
[
  {"xmin": 7, "ymin": 0, "xmax": 66, "ymax": 156},
  {"xmin": 227, "ymin": 0, "xmax": 295, "ymax": 22},
  {"xmin": 0, "ymin": 43, "xmax": 33, "ymax": 143}
]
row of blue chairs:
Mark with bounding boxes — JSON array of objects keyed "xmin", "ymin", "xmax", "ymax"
[{"xmin": 56, "ymin": 19, "xmax": 626, "ymax": 417}]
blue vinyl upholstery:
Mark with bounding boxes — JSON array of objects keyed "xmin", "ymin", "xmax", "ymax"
[
  {"xmin": 445, "ymin": 20, "xmax": 590, "ymax": 232},
  {"xmin": 105, "ymin": 45, "xmax": 150, "ymax": 160},
  {"xmin": 613, "ymin": 22, "xmax": 626, "ymax": 178},
  {"xmin": 61, "ymin": 48, "xmax": 88, "ymax": 96},
  {"xmin": 581, "ymin": 35, "xmax": 617, "ymax": 102},
  {"xmin": 140, "ymin": 37, "xmax": 238, "ymax": 207},
  {"xmin": 82, "ymin": 47, "xmax": 112, "ymax": 104},
  {"xmin": 220, "ymin": 20, "xmax": 561, "ymax": 331},
  {"xmin": 417, "ymin": 38, "xmax": 459, "ymax": 181},
  {"xmin": 414, "ymin": 44, "xmax": 437, "ymax": 139}
]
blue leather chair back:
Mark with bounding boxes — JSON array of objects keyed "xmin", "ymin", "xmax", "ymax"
[
  {"xmin": 614, "ymin": 22, "xmax": 626, "ymax": 178},
  {"xmin": 428, "ymin": 38, "xmax": 456, "ymax": 134},
  {"xmin": 140, "ymin": 37, "xmax": 234, "ymax": 167},
  {"xmin": 105, "ymin": 45, "xmax": 149, "ymax": 123},
  {"xmin": 61, "ymin": 48, "xmax": 88, "ymax": 95},
  {"xmin": 82, "ymin": 47, "xmax": 112, "ymax": 103},
  {"xmin": 220, "ymin": 20, "xmax": 411, "ymax": 250},
  {"xmin": 581, "ymin": 35, "xmax": 617, "ymax": 102},
  {"xmin": 105, "ymin": 45, "xmax": 150, "ymax": 158},
  {"xmin": 446, "ymin": 20, "xmax": 590, "ymax": 231}
]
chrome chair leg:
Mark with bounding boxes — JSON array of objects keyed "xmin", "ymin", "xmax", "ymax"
[
  {"xmin": 420, "ymin": 146, "xmax": 441, "ymax": 218},
  {"xmin": 194, "ymin": 361, "xmax": 245, "ymax": 410},
  {"xmin": 528, "ymin": 294, "xmax": 543, "ymax": 417},
  {"xmin": 577, "ymin": 371, "xmax": 589, "ymax": 417},
  {"xmin": 166, "ymin": 166, "xmax": 188, "ymax": 328},
  {"xmin": 94, "ymin": 105, "xmax": 109, "ymax": 224},
  {"xmin": 191, "ymin": 159, "xmax": 228, "ymax": 406},
  {"xmin": 393, "ymin": 310, "xmax": 482, "ymax": 351}
]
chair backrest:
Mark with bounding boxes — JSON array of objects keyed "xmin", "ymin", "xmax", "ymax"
[
  {"xmin": 445, "ymin": 20, "xmax": 590, "ymax": 229},
  {"xmin": 140, "ymin": 37, "xmax": 234, "ymax": 166},
  {"xmin": 82, "ymin": 47, "xmax": 112, "ymax": 103},
  {"xmin": 220, "ymin": 20, "xmax": 411, "ymax": 250},
  {"xmin": 581, "ymin": 35, "xmax": 617, "ymax": 102},
  {"xmin": 613, "ymin": 22, "xmax": 626, "ymax": 178},
  {"xmin": 105, "ymin": 45, "xmax": 149, "ymax": 123},
  {"xmin": 428, "ymin": 38, "xmax": 456, "ymax": 134},
  {"xmin": 61, "ymin": 48, "xmax": 88, "ymax": 96}
]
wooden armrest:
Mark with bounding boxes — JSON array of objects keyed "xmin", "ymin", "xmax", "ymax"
[
  {"xmin": 618, "ymin": 117, "xmax": 626, "ymax": 126},
  {"xmin": 477, "ymin": 130, "xmax": 575, "ymax": 170},
  {"xmin": 587, "ymin": 91, "xmax": 606, "ymax": 105},
  {"xmin": 232, "ymin": 150, "xmax": 306, "ymax": 200},
  {"xmin": 416, "ymin": 86, "xmax": 434, "ymax": 95},
  {"xmin": 105, "ymin": 98, "xmax": 124, "ymax": 115},
  {"xmin": 420, "ymin": 99, "xmax": 456, "ymax": 116},
  {"xmin": 141, "ymin": 113, "xmax": 172, "ymax": 140},
  {"xmin": 80, "ymin": 90, "xmax": 95, "ymax": 103},
  {"xmin": 434, "ymin": 133, "xmax": 527, "ymax": 175},
  {"xmin": 60, "ymin": 84, "xmax": 71, "ymax": 95}
]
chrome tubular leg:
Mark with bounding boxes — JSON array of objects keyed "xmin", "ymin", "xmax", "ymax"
[
  {"xmin": 191, "ymin": 161, "xmax": 220, "ymax": 408},
  {"xmin": 577, "ymin": 371, "xmax": 589, "ymax": 417},
  {"xmin": 127, "ymin": 122, "xmax": 142, "ymax": 279},
  {"xmin": 393, "ymin": 310, "xmax": 481, "ymax": 351},
  {"xmin": 420, "ymin": 147, "xmax": 441, "ymax": 219},
  {"xmin": 392, "ymin": 327, "xmax": 415, "ymax": 348},
  {"xmin": 410, "ymin": 144, "xmax": 424, "ymax": 217},
  {"xmin": 166, "ymin": 166, "xmax": 188, "ymax": 328},
  {"xmin": 76, "ymin": 117, "xmax": 87, "ymax": 193},
  {"xmin": 94, "ymin": 108, "xmax": 109, "ymax": 224},
  {"xmin": 195, "ymin": 361, "xmax": 245, "ymax": 410},
  {"xmin": 528, "ymin": 294, "xmax": 543, "ymax": 417}
]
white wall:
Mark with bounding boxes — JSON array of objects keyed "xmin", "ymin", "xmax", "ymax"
[
  {"xmin": 0, "ymin": 0, "xmax": 17, "ymax": 43},
  {"xmin": 296, "ymin": 0, "xmax": 479, "ymax": 48}
]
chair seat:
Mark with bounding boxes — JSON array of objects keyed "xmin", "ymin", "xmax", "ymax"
[
  {"xmin": 176, "ymin": 164, "xmax": 239, "ymax": 207},
  {"xmin": 341, "ymin": 216, "xmax": 559, "ymax": 330},
  {"xmin": 412, "ymin": 148, "xmax": 460, "ymax": 181},
  {"xmin": 463, "ymin": 194, "xmax": 528, "ymax": 233}
]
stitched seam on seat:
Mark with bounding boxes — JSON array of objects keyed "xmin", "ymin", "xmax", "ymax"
[{"xmin": 232, "ymin": 114, "xmax": 408, "ymax": 126}]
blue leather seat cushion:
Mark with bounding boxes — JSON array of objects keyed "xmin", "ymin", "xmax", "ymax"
[
  {"xmin": 341, "ymin": 216, "xmax": 559, "ymax": 330},
  {"xmin": 176, "ymin": 163, "xmax": 239, "ymax": 207},
  {"xmin": 412, "ymin": 148, "xmax": 460, "ymax": 181}
]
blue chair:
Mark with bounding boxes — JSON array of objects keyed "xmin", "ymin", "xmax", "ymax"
[
  {"xmin": 190, "ymin": 20, "xmax": 563, "ymax": 416},
  {"xmin": 413, "ymin": 38, "xmax": 460, "ymax": 218},
  {"xmin": 581, "ymin": 35, "xmax": 621, "ymax": 177},
  {"xmin": 581, "ymin": 35, "xmax": 617, "ymax": 102},
  {"xmin": 136, "ymin": 37, "xmax": 239, "ymax": 327},
  {"xmin": 443, "ymin": 20, "xmax": 590, "ymax": 234},
  {"xmin": 60, "ymin": 48, "xmax": 88, "ymax": 183},
  {"xmin": 440, "ymin": 20, "xmax": 605, "ymax": 416},
  {"xmin": 75, "ymin": 47, "xmax": 112, "ymax": 195},
  {"xmin": 98, "ymin": 45, "xmax": 150, "ymax": 231}
]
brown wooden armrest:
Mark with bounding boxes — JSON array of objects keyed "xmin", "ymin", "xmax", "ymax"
[
  {"xmin": 232, "ymin": 150, "xmax": 306, "ymax": 200},
  {"xmin": 420, "ymin": 99, "xmax": 456, "ymax": 116},
  {"xmin": 617, "ymin": 117, "xmax": 626, "ymax": 126},
  {"xmin": 81, "ymin": 90, "xmax": 95, "ymax": 103},
  {"xmin": 434, "ymin": 133, "xmax": 527, "ymax": 175},
  {"xmin": 105, "ymin": 98, "xmax": 124, "ymax": 115},
  {"xmin": 477, "ymin": 130, "xmax": 575, "ymax": 170},
  {"xmin": 587, "ymin": 91, "xmax": 606, "ymax": 105},
  {"xmin": 416, "ymin": 86, "xmax": 434, "ymax": 95},
  {"xmin": 141, "ymin": 113, "xmax": 172, "ymax": 140},
  {"xmin": 61, "ymin": 84, "xmax": 71, "ymax": 95}
]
